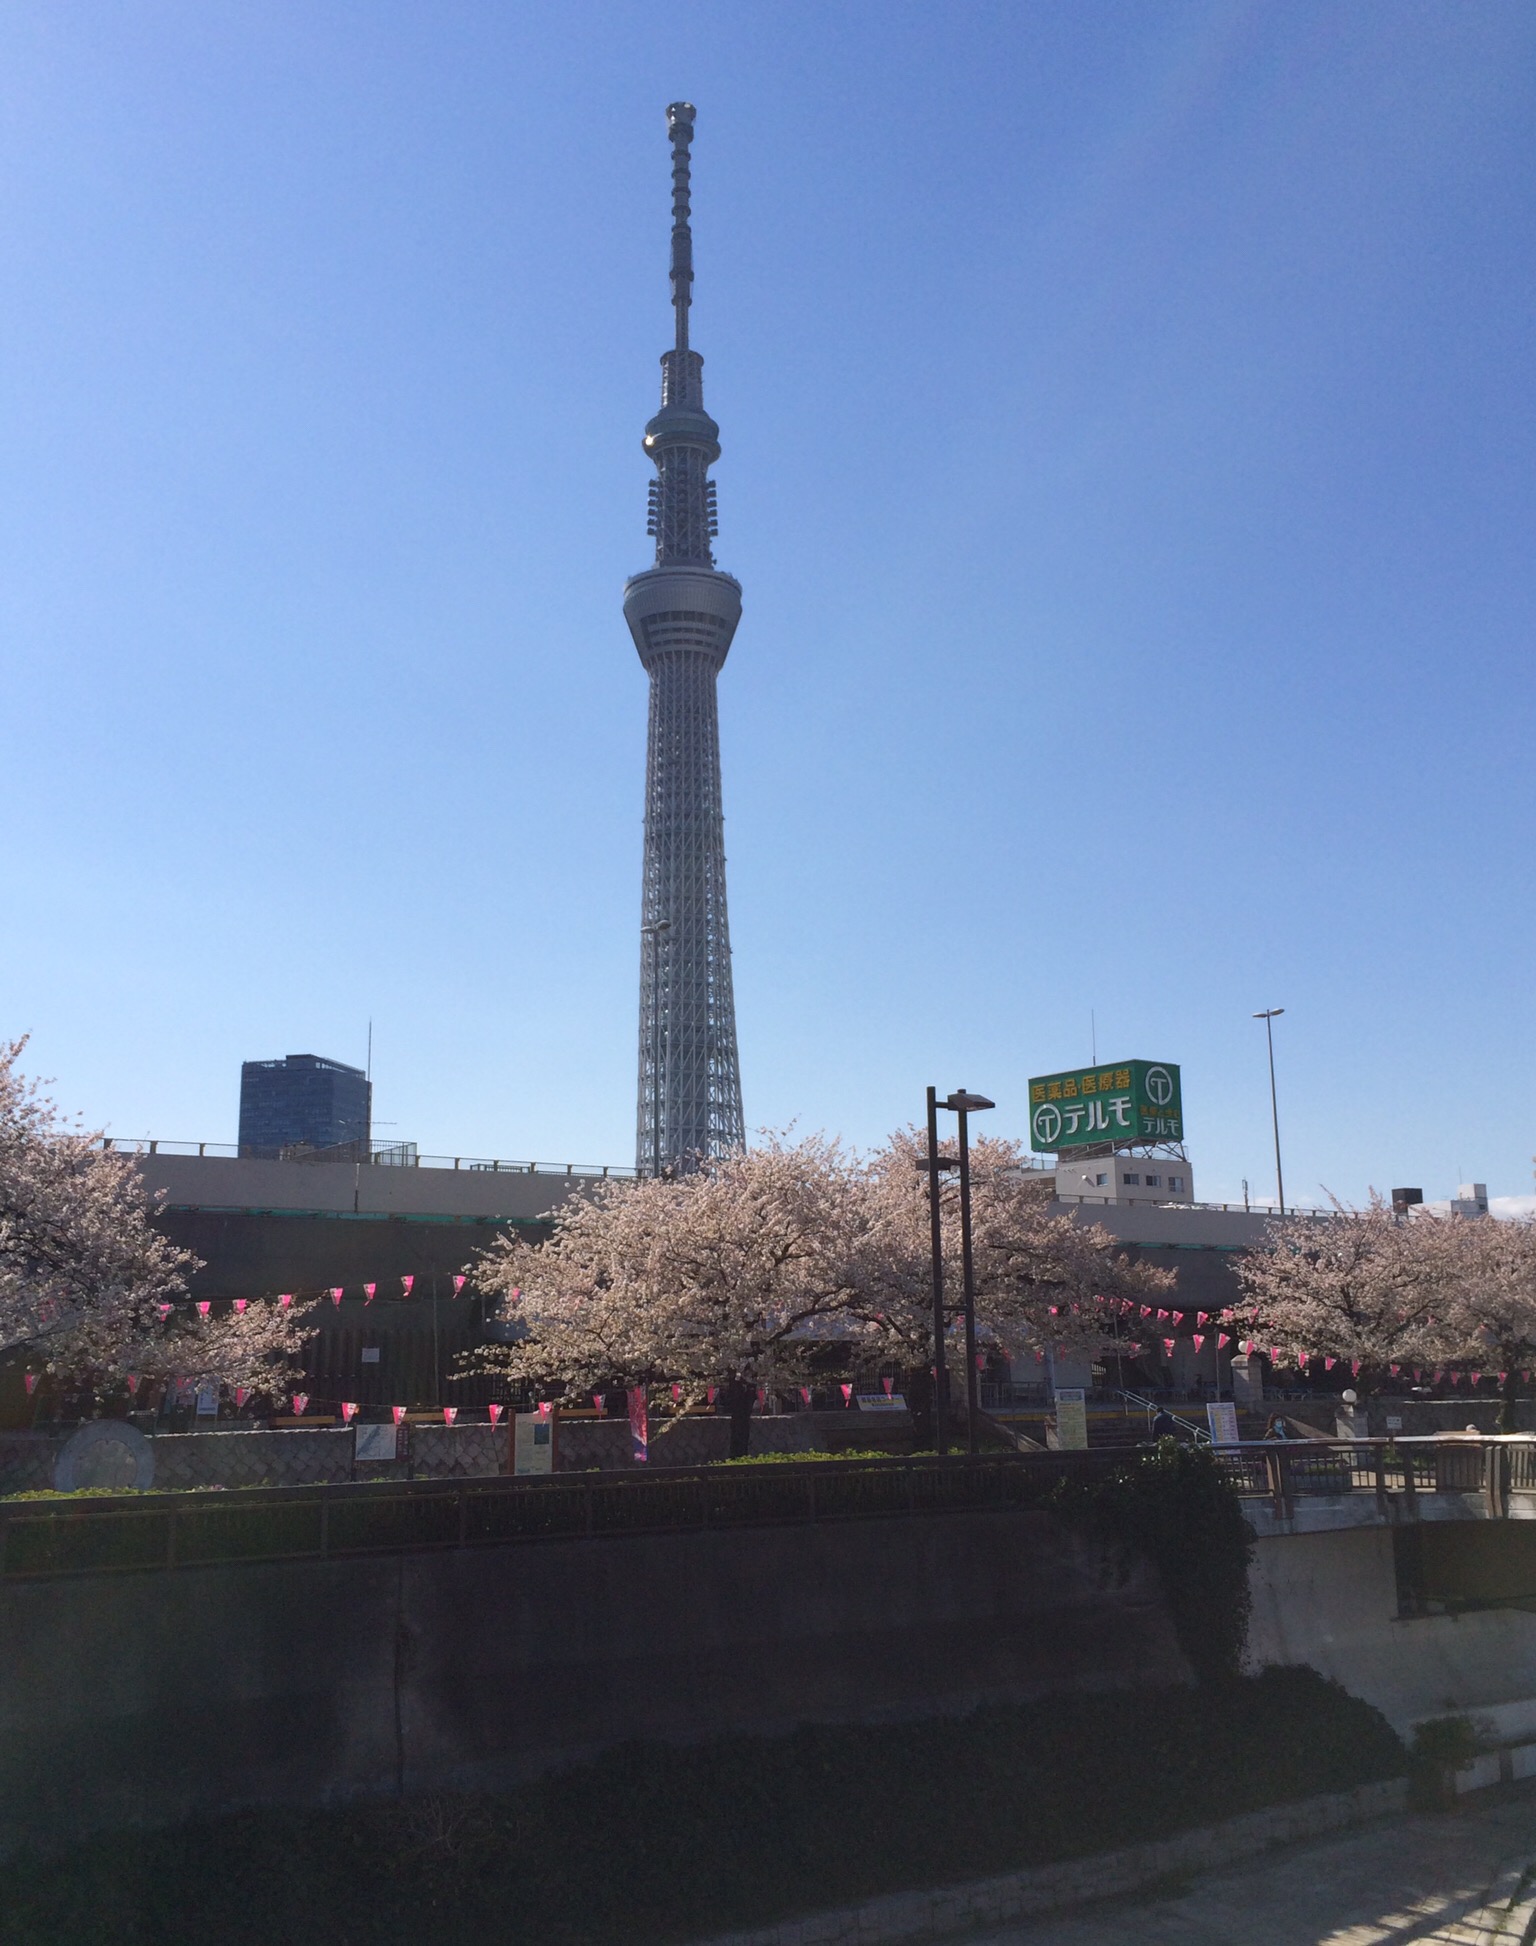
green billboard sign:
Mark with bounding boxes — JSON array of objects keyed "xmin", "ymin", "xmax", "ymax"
[{"xmin": 1027, "ymin": 1060, "xmax": 1183, "ymax": 1152}]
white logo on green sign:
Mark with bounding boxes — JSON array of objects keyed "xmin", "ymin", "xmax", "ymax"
[{"xmin": 1145, "ymin": 1066, "xmax": 1175, "ymax": 1107}]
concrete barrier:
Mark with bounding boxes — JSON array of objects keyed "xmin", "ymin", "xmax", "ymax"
[{"xmin": 0, "ymin": 1506, "xmax": 1189, "ymax": 1857}]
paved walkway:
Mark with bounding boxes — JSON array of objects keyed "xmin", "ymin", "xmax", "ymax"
[{"xmin": 965, "ymin": 1793, "xmax": 1536, "ymax": 1944}]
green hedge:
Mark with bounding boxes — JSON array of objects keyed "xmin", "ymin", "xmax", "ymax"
[
  {"xmin": 1050, "ymin": 1439, "xmax": 1256, "ymax": 1683},
  {"xmin": 1, "ymin": 1667, "xmax": 1403, "ymax": 1946}
]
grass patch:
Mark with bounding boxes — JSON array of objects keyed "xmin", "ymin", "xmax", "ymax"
[
  {"xmin": 717, "ymin": 1447, "xmax": 896, "ymax": 1464},
  {"xmin": 0, "ymin": 1667, "xmax": 1403, "ymax": 1946}
]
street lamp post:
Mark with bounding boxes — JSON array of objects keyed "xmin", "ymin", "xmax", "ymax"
[
  {"xmin": 924, "ymin": 1086, "xmax": 951, "ymax": 1457},
  {"xmin": 1253, "ymin": 1008, "xmax": 1286, "ymax": 1216},
  {"xmin": 940, "ymin": 1089, "xmax": 995, "ymax": 1456},
  {"xmin": 642, "ymin": 920, "xmax": 671, "ymax": 1177}
]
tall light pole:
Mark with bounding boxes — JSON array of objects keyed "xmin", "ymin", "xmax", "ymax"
[
  {"xmin": 939, "ymin": 1090, "xmax": 995, "ymax": 1456},
  {"xmin": 1253, "ymin": 1008, "xmax": 1286, "ymax": 1216},
  {"xmin": 642, "ymin": 920, "xmax": 671, "ymax": 1176},
  {"xmin": 923, "ymin": 1087, "xmax": 952, "ymax": 1456}
]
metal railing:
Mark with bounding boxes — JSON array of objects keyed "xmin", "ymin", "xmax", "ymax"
[
  {"xmin": 4, "ymin": 1437, "xmax": 1531, "ymax": 1581},
  {"xmin": 1052, "ymin": 1194, "xmax": 1331, "ymax": 1217},
  {"xmin": 98, "ymin": 1139, "xmax": 634, "ymax": 1180},
  {"xmin": 1109, "ymin": 1387, "xmax": 1211, "ymax": 1443}
]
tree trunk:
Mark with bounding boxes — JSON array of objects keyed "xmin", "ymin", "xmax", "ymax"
[
  {"xmin": 720, "ymin": 1378, "xmax": 754, "ymax": 1459},
  {"xmin": 1500, "ymin": 1366, "xmax": 1519, "ymax": 1435},
  {"xmin": 905, "ymin": 1363, "xmax": 934, "ymax": 1450}
]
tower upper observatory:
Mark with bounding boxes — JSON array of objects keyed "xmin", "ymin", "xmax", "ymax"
[{"xmin": 624, "ymin": 103, "xmax": 745, "ymax": 1174}]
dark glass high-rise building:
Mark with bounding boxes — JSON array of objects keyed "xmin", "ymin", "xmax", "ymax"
[{"xmin": 237, "ymin": 1054, "xmax": 371, "ymax": 1159}]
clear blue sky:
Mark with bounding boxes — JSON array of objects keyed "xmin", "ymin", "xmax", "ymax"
[{"xmin": 4, "ymin": 2, "xmax": 1534, "ymax": 1209}]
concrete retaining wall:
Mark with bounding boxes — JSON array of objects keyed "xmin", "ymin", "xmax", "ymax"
[
  {"xmin": 0, "ymin": 1422, "xmax": 508, "ymax": 1493},
  {"xmin": 1249, "ymin": 1524, "xmax": 1536, "ymax": 1740},
  {"xmin": 0, "ymin": 1507, "xmax": 1190, "ymax": 1856}
]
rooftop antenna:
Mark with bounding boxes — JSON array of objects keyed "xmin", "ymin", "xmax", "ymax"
[
  {"xmin": 366, "ymin": 1019, "xmax": 372, "ymax": 1082},
  {"xmin": 1091, "ymin": 1010, "xmax": 1097, "ymax": 1067},
  {"xmin": 668, "ymin": 100, "xmax": 694, "ymax": 353}
]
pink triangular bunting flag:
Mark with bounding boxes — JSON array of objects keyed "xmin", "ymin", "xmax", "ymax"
[
  {"xmin": 442, "ymin": 1406, "xmax": 457, "ymax": 1426},
  {"xmin": 196, "ymin": 1301, "xmax": 211, "ymax": 1317},
  {"xmin": 392, "ymin": 1406, "xmax": 407, "ymax": 1424},
  {"xmin": 235, "ymin": 1387, "xmax": 249, "ymax": 1408},
  {"xmin": 840, "ymin": 1383, "xmax": 853, "ymax": 1404},
  {"xmin": 329, "ymin": 1287, "xmax": 344, "ymax": 1306},
  {"xmin": 341, "ymin": 1402, "xmax": 358, "ymax": 1422},
  {"xmin": 126, "ymin": 1373, "xmax": 139, "ymax": 1394},
  {"xmin": 364, "ymin": 1283, "xmax": 376, "ymax": 1303},
  {"xmin": 800, "ymin": 1386, "xmax": 811, "ymax": 1405},
  {"xmin": 401, "ymin": 1275, "xmax": 414, "ymax": 1296},
  {"xmin": 233, "ymin": 1298, "xmax": 247, "ymax": 1315},
  {"xmin": 24, "ymin": 1373, "xmax": 38, "ymax": 1395},
  {"xmin": 452, "ymin": 1275, "xmax": 466, "ymax": 1296},
  {"xmin": 488, "ymin": 1403, "xmax": 504, "ymax": 1425},
  {"xmin": 882, "ymin": 1376, "xmax": 894, "ymax": 1396},
  {"xmin": 292, "ymin": 1393, "xmax": 309, "ymax": 1415}
]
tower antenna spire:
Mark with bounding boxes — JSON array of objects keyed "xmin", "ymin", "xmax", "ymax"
[{"xmin": 667, "ymin": 101, "xmax": 694, "ymax": 352}]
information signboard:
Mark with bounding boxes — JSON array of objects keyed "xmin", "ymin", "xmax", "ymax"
[
  {"xmin": 1206, "ymin": 1401, "xmax": 1241, "ymax": 1448},
  {"xmin": 1027, "ymin": 1060, "xmax": 1183, "ymax": 1152},
  {"xmin": 514, "ymin": 1410, "xmax": 555, "ymax": 1476},
  {"xmin": 1053, "ymin": 1387, "xmax": 1089, "ymax": 1450}
]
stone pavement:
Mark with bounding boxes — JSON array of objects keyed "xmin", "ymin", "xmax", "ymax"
[{"xmin": 967, "ymin": 1791, "xmax": 1536, "ymax": 1945}]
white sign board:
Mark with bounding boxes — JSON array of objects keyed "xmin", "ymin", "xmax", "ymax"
[
  {"xmin": 1053, "ymin": 1387, "xmax": 1088, "ymax": 1450},
  {"xmin": 1385, "ymin": 1416, "xmax": 1404, "ymax": 1433},
  {"xmin": 856, "ymin": 1394, "xmax": 907, "ymax": 1412},
  {"xmin": 360, "ymin": 1347, "xmax": 381, "ymax": 1365},
  {"xmin": 514, "ymin": 1410, "xmax": 555, "ymax": 1475},
  {"xmin": 1206, "ymin": 1401, "xmax": 1241, "ymax": 1448},
  {"xmin": 354, "ymin": 1423, "xmax": 398, "ymax": 1463},
  {"xmin": 195, "ymin": 1384, "xmax": 219, "ymax": 1418}
]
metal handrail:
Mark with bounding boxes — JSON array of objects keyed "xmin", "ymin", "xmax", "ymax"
[
  {"xmin": 4, "ymin": 1436, "xmax": 1534, "ymax": 1582},
  {"xmin": 98, "ymin": 1139, "xmax": 634, "ymax": 1180},
  {"xmin": 1110, "ymin": 1386, "xmax": 1211, "ymax": 1444},
  {"xmin": 1052, "ymin": 1194, "xmax": 1331, "ymax": 1217}
]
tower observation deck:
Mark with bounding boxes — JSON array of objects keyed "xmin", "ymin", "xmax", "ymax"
[{"xmin": 624, "ymin": 102, "xmax": 745, "ymax": 1173}]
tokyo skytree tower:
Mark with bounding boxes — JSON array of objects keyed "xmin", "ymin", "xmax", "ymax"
[{"xmin": 624, "ymin": 102, "xmax": 746, "ymax": 1175}]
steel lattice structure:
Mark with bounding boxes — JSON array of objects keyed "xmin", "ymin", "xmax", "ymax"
[{"xmin": 624, "ymin": 102, "xmax": 746, "ymax": 1174}]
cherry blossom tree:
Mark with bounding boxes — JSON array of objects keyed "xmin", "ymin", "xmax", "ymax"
[
  {"xmin": 1, "ymin": 1039, "xmax": 313, "ymax": 1406},
  {"xmin": 1235, "ymin": 1196, "xmax": 1455, "ymax": 1390},
  {"xmin": 854, "ymin": 1128, "xmax": 1175, "ymax": 1392},
  {"xmin": 467, "ymin": 1132, "xmax": 871, "ymax": 1455},
  {"xmin": 467, "ymin": 1126, "xmax": 1173, "ymax": 1454},
  {"xmin": 1431, "ymin": 1214, "xmax": 1536, "ymax": 1431}
]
